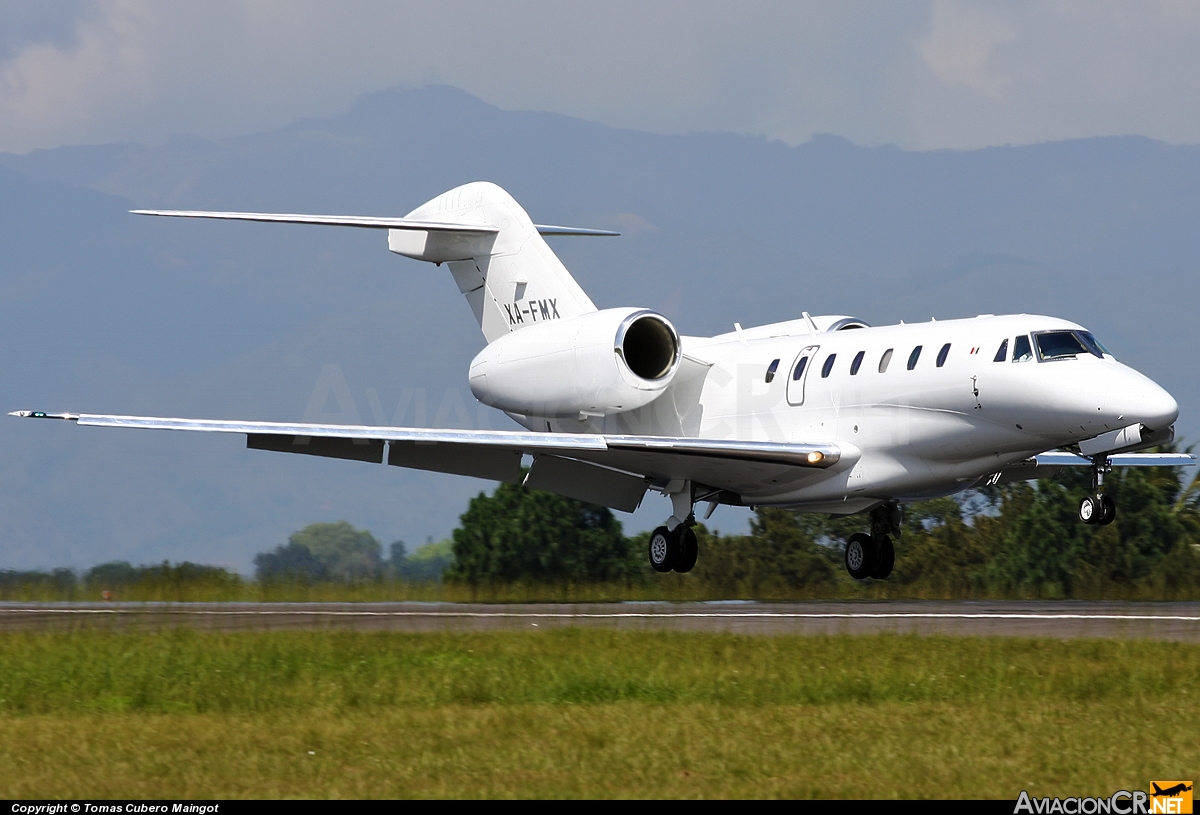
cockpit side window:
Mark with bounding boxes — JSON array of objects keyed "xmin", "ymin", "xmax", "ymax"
[
  {"xmin": 1033, "ymin": 330, "xmax": 1089, "ymax": 361},
  {"xmin": 878, "ymin": 348, "xmax": 893, "ymax": 373},
  {"xmin": 765, "ymin": 358, "xmax": 780, "ymax": 383},
  {"xmin": 1012, "ymin": 335, "xmax": 1033, "ymax": 363},
  {"xmin": 907, "ymin": 345, "xmax": 923, "ymax": 370},
  {"xmin": 936, "ymin": 343, "xmax": 951, "ymax": 367},
  {"xmin": 994, "ymin": 339, "xmax": 1008, "ymax": 362},
  {"xmin": 850, "ymin": 350, "xmax": 865, "ymax": 375}
]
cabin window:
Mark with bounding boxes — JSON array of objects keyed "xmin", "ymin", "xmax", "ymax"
[
  {"xmin": 1012, "ymin": 335, "xmax": 1033, "ymax": 363},
  {"xmin": 793, "ymin": 356, "xmax": 809, "ymax": 380},
  {"xmin": 878, "ymin": 348, "xmax": 893, "ymax": 373},
  {"xmin": 1034, "ymin": 330, "xmax": 1090, "ymax": 361},
  {"xmin": 850, "ymin": 350, "xmax": 865, "ymax": 375},
  {"xmin": 907, "ymin": 345, "xmax": 923, "ymax": 370},
  {"xmin": 821, "ymin": 354, "xmax": 836, "ymax": 378},
  {"xmin": 936, "ymin": 343, "xmax": 951, "ymax": 367},
  {"xmin": 994, "ymin": 339, "xmax": 1008, "ymax": 362},
  {"xmin": 765, "ymin": 358, "xmax": 780, "ymax": 383}
]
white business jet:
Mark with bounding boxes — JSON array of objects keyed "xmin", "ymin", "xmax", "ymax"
[{"xmin": 11, "ymin": 182, "xmax": 1193, "ymax": 579}]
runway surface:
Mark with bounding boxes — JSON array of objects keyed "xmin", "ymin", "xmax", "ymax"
[{"xmin": 2, "ymin": 601, "xmax": 1199, "ymax": 639}]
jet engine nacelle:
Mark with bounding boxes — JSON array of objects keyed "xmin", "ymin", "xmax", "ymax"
[{"xmin": 468, "ymin": 307, "xmax": 681, "ymax": 417}]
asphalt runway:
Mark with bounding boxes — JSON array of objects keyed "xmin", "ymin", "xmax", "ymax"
[{"xmin": 2, "ymin": 600, "xmax": 1199, "ymax": 639}]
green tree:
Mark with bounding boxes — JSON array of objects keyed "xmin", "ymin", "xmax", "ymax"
[
  {"xmin": 1172, "ymin": 463, "xmax": 1200, "ymax": 535},
  {"xmin": 746, "ymin": 508, "xmax": 839, "ymax": 589},
  {"xmin": 687, "ymin": 509, "xmax": 839, "ymax": 596},
  {"xmin": 447, "ymin": 483, "xmax": 633, "ymax": 585},
  {"xmin": 389, "ymin": 538, "xmax": 454, "ymax": 583},
  {"xmin": 892, "ymin": 497, "xmax": 992, "ymax": 595},
  {"xmin": 255, "ymin": 521, "xmax": 382, "ymax": 582}
]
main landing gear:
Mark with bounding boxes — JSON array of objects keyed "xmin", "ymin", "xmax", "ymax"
[
  {"xmin": 648, "ymin": 524, "xmax": 698, "ymax": 573},
  {"xmin": 647, "ymin": 479, "xmax": 704, "ymax": 573},
  {"xmin": 844, "ymin": 503, "xmax": 899, "ymax": 580},
  {"xmin": 1079, "ymin": 455, "xmax": 1116, "ymax": 526}
]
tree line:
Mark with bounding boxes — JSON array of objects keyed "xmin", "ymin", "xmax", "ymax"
[
  {"xmin": 3, "ymin": 460, "xmax": 1197, "ymax": 600},
  {"xmin": 443, "ymin": 460, "xmax": 1200, "ymax": 599}
]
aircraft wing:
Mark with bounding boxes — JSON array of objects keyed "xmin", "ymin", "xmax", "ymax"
[
  {"xmin": 986, "ymin": 450, "xmax": 1195, "ymax": 486},
  {"xmin": 130, "ymin": 210, "xmax": 619, "ymax": 237},
  {"xmin": 1034, "ymin": 451, "xmax": 1196, "ymax": 467},
  {"xmin": 9, "ymin": 411, "xmax": 842, "ymax": 512}
]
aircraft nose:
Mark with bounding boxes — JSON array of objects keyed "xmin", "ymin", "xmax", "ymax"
[
  {"xmin": 1111, "ymin": 368, "xmax": 1179, "ymax": 431},
  {"xmin": 1141, "ymin": 383, "xmax": 1179, "ymax": 430}
]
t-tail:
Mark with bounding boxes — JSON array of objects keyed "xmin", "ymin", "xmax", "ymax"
[{"xmin": 132, "ymin": 181, "xmax": 616, "ymax": 343}]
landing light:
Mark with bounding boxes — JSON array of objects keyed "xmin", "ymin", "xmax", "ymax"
[{"xmin": 807, "ymin": 451, "xmax": 825, "ymax": 465}]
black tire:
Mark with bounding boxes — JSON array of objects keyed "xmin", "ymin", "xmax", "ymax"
[
  {"xmin": 870, "ymin": 535, "xmax": 894, "ymax": 579},
  {"xmin": 1079, "ymin": 495, "xmax": 1099, "ymax": 524},
  {"xmin": 844, "ymin": 532, "xmax": 875, "ymax": 580},
  {"xmin": 674, "ymin": 527, "xmax": 698, "ymax": 573},
  {"xmin": 1098, "ymin": 495, "xmax": 1116, "ymax": 526},
  {"xmin": 648, "ymin": 526, "xmax": 678, "ymax": 573}
]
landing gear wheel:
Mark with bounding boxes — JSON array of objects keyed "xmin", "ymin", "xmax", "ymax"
[
  {"xmin": 649, "ymin": 526, "xmax": 679, "ymax": 573},
  {"xmin": 1079, "ymin": 495, "xmax": 1100, "ymax": 525},
  {"xmin": 845, "ymin": 533, "xmax": 875, "ymax": 580},
  {"xmin": 870, "ymin": 535, "xmax": 894, "ymax": 580},
  {"xmin": 1098, "ymin": 495, "xmax": 1116, "ymax": 526},
  {"xmin": 674, "ymin": 527, "xmax": 698, "ymax": 573}
]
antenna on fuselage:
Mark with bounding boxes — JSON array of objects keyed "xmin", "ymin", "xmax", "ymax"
[{"xmin": 802, "ymin": 312, "xmax": 819, "ymax": 337}]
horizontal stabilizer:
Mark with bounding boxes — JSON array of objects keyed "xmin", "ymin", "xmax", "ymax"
[
  {"xmin": 131, "ymin": 210, "xmax": 617, "ymax": 236},
  {"xmin": 531, "ymin": 224, "xmax": 620, "ymax": 237},
  {"xmin": 131, "ymin": 209, "xmax": 498, "ymax": 233}
]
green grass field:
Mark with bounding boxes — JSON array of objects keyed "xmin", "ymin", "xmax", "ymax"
[{"xmin": 1, "ymin": 629, "xmax": 1196, "ymax": 798}]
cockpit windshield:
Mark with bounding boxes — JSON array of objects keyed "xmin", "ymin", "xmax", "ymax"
[
  {"xmin": 1076, "ymin": 331, "xmax": 1112, "ymax": 358},
  {"xmin": 1033, "ymin": 330, "xmax": 1109, "ymax": 361}
]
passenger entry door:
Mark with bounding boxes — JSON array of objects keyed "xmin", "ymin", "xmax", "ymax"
[{"xmin": 786, "ymin": 345, "xmax": 819, "ymax": 406}]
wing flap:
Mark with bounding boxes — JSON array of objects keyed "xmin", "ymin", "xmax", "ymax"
[
  {"xmin": 387, "ymin": 439, "xmax": 523, "ymax": 483},
  {"xmin": 248, "ymin": 433, "xmax": 385, "ymax": 463},
  {"xmin": 524, "ymin": 455, "xmax": 648, "ymax": 511}
]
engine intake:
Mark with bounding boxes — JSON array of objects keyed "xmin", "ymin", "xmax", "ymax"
[{"xmin": 469, "ymin": 308, "xmax": 682, "ymax": 417}]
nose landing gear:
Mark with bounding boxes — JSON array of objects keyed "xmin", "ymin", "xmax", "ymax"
[
  {"xmin": 1079, "ymin": 455, "xmax": 1116, "ymax": 526},
  {"xmin": 844, "ymin": 503, "xmax": 900, "ymax": 580}
]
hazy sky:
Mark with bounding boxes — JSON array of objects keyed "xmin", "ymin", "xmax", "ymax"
[{"xmin": 1, "ymin": 0, "xmax": 1199, "ymax": 154}]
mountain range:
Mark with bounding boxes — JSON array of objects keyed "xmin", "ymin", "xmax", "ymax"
[{"xmin": 2, "ymin": 84, "xmax": 1197, "ymax": 571}]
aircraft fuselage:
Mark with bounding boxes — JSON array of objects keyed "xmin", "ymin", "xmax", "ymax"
[{"xmin": 548, "ymin": 313, "xmax": 1179, "ymax": 513}]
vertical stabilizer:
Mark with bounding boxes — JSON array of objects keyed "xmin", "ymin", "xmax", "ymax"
[{"xmin": 391, "ymin": 182, "xmax": 598, "ymax": 343}]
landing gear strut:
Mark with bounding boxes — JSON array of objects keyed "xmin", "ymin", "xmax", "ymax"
[
  {"xmin": 1079, "ymin": 455, "xmax": 1116, "ymax": 526},
  {"xmin": 844, "ymin": 503, "xmax": 900, "ymax": 580}
]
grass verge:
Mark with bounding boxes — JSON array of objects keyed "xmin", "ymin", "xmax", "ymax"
[{"xmin": 1, "ymin": 630, "xmax": 1197, "ymax": 797}]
